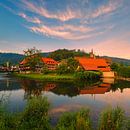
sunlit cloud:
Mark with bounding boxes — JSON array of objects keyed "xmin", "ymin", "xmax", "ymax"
[
  {"xmin": 19, "ymin": 13, "xmax": 42, "ymax": 24},
  {"xmin": 18, "ymin": 0, "xmax": 81, "ymax": 22},
  {"xmin": 0, "ymin": 0, "xmax": 124, "ymax": 40},
  {"xmin": 91, "ymin": 0, "xmax": 120, "ymax": 18}
]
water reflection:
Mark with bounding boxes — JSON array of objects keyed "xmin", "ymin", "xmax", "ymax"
[{"xmin": 1, "ymin": 78, "xmax": 126, "ymax": 99}]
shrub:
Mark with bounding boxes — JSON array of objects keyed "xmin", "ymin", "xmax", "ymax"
[
  {"xmin": 98, "ymin": 107, "xmax": 125, "ymax": 130},
  {"xmin": 19, "ymin": 96, "xmax": 51, "ymax": 130},
  {"xmin": 56, "ymin": 109, "xmax": 92, "ymax": 130},
  {"xmin": 74, "ymin": 71, "xmax": 101, "ymax": 80}
]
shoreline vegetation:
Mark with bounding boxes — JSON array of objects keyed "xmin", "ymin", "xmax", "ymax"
[
  {"xmin": 0, "ymin": 96, "xmax": 130, "ymax": 130},
  {"xmin": 13, "ymin": 73, "xmax": 75, "ymax": 82},
  {"xmin": 12, "ymin": 71, "xmax": 101, "ymax": 82}
]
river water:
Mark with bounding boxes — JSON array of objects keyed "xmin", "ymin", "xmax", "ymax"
[{"xmin": 0, "ymin": 73, "xmax": 130, "ymax": 126}]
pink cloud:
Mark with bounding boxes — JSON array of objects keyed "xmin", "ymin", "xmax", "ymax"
[
  {"xmin": 19, "ymin": 13, "xmax": 42, "ymax": 24},
  {"xmin": 29, "ymin": 24, "xmax": 94, "ymax": 40},
  {"xmin": 91, "ymin": 0, "xmax": 121, "ymax": 18},
  {"xmin": 20, "ymin": 1, "xmax": 81, "ymax": 22}
]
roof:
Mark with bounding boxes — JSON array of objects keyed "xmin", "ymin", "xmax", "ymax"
[
  {"xmin": 75, "ymin": 57, "xmax": 111, "ymax": 72},
  {"xmin": 41, "ymin": 58, "xmax": 58, "ymax": 64},
  {"xmin": 20, "ymin": 57, "xmax": 58, "ymax": 65}
]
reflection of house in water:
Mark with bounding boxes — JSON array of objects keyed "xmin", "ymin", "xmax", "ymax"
[
  {"xmin": 80, "ymin": 83, "xmax": 111, "ymax": 95},
  {"xmin": 43, "ymin": 83, "xmax": 57, "ymax": 91}
]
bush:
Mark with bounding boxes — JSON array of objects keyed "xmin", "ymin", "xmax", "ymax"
[
  {"xmin": 98, "ymin": 107, "xmax": 125, "ymax": 130},
  {"xmin": 56, "ymin": 64, "xmax": 70, "ymax": 74},
  {"xmin": 19, "ymin": 96, "xmax": 51, "ymax": 130},
  {"xmin": 74, "ymin": 71, "xmax": 101, "ymax": 80},
  {"xmin": 56, "ymin": 109, "xmax": 92, "ymax": 130}
]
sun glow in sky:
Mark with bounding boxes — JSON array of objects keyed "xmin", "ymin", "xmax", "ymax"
[{"xmin": 0, "ymin": 0, "xmax": 130, "ymax": 59}]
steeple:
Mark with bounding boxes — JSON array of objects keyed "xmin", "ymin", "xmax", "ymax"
[{"xmin": 90, "ymin": 49, "xmax": 95, "ymax": 59}]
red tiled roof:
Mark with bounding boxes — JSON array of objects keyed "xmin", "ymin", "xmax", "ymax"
[
  {"xmin": 75, "ymin": 57, "xmax": 111, "ymax": 72},
  {"xmin": 41, "ymin": 58, "xmax": 58, "ymax": 64},
  {"xmin": 20, "ymin": 57, "xmax": 58, "ymax": 65}
]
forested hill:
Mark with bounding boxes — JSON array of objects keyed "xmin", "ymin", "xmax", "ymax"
[
  {"xmin": 0, "ymin": 52, "xmax": 49, "ymax": 65},
  {"xmin": 0, "ymin": 50, "xmax": 130, "ymax": 65},
  {"xmin": 102, "ymin": 56, "xmax": 130, "ymax": 65},
  {"xmin": 0, "ymin": 53, "xmax": 24, "ymax": 65}
]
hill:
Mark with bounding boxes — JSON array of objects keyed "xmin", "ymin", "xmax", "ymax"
[
  {"xmin": 0, "ymin": 51, "xmax": 130, "ymax": 65},
  {"xmin": 0, "ymin": 53, "xmax": 24, "ymax": 65},
  {"xmin": 102, "ymin": 56, "xmax": 130, "ymax": 65}
]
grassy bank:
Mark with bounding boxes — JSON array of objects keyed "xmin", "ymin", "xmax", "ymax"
[
  {"xmin": 13, "ymin": 73, "xmax": 75, "ymax": 82},
  {"xmin": 13, "ymin": 71, "xmax": 101, "ymax": 82},
  {"xmin": 0, "ymin": 96, "xmax": 130, "ymax": 130}
]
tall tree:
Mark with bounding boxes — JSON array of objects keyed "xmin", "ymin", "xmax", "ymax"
[{"xmin": 23, "ymin": 47, "xmax": 43, "ymax": 72}]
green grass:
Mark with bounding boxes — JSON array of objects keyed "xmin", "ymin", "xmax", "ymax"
[{"xmin": 13, "ymin": 73, "xmax": 75, "ymax": 82}]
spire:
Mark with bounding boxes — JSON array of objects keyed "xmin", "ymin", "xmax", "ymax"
[{"xmin": 90, "ymin": 49, "xmax": 95, "ymax": 59}]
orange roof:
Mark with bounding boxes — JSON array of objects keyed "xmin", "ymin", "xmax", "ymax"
[
  {"xmin": 41, "ymin": 58, "xmax": 58, "ymax": 64},
  {"xmin": 75, "ymin": 57, "xmax": 111, "ymax": 72},
  {"xmin": 20, "ymin": 57, "xmax": 58, "ymax": 65}
]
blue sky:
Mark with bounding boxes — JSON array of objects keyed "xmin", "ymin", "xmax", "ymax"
[{"xmin": 0, "ymin": 0, "xmax": 130, "ymax": 59}]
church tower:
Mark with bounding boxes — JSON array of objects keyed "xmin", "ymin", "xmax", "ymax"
[{"xmin": 90, "ymin": 49, "xmax": 95, "ymax": 59}]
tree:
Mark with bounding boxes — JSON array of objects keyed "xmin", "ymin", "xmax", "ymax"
[
  {"xmin": 67, "ymin": 58, "xmax": 79, "ymax": 72},
  {"xmin": 23, "ymin": 47, "xmax": 43, "ymax": 72}
]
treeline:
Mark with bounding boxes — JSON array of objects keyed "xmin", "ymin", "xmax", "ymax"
[
  {"xmin": 0, "ymin": 96, "xmax": 130, "ymax": 130},
  {"xmin": 111, "ymin": 63, "xmax": 130, "ymax": 78},
  {"xmin": 48, "ymin": 49, "xmax": 89, "ymax": 61}
]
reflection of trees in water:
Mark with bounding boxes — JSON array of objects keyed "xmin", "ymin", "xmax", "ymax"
[
  {"xmin": 20, "ymin": 79, "xmax": 130, "ymax": 99},
  {"xmin": 21, "ymin": 80, "xmax": 45, "ymax": 99},
  {"xmin": 111, "ymin": 80, "xmax": 130, "ymax": 93}
]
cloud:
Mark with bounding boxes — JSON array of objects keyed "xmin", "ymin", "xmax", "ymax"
[
  {"xmin": 19, "ymin": 13, "xmax": 42, "ymax": 24},
  {"xmin": 91, "ymin": 1, "xmax": 118, "ymax": 18},
  {"xmin": 29, "ymin": 24, "xmax": 95, "ymax": 40},
  {"xmin": 19, "ymin": 0, "xmax": 81, "ymax": 22},
  {"xmin": 0, "ymin": 0, "xmax": 124, "ymax": 41},
  {"xmin": 29, "ymin": 23, "xmax": 114, "ymax": 40}
]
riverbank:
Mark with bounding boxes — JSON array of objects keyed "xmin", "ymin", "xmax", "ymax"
[
  {"xmin": 13, "ymin": 73, "xmax": 75, "ymax": 82},
  {"xmin": 12, "ymin": 71, "xmax": 101, "ymax": 82}
]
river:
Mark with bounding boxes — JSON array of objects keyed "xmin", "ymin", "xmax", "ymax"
[{"xmin": 0, "ymin": 73, "xmax": 130, "ymax": 126}]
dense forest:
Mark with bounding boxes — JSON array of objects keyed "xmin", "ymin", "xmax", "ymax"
[{"xmin": 0, "ymin": 49, "xmax": 130, "ymax": 65}]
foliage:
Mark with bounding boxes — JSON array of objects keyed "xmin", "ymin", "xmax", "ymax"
[
  {"xmin": 98, "ymin": 107, "xmax": 125, "ymax": 130},
  {"xmin": 117, "ymin": 66, "xmax": 130, "ymax": 78},
  {"xmin": 67, "ymin": 57, "xmax": 79, "ymax": 72},
  {"xmin": 0, "ymin": 96, "xmax": 51, "ymax": 130},
  {"xmin": 111, "ymin": 62, "xmax": 130, "ymax": 78},
  {"xmin": 23, "ymin": 47, "xmax": 43, "ymax": 72},
  {"xmin": 48, "ymin": 49, "xmax": 89, "ymax": 61},
  {"xmin": 110, "ymin": 62, "xmax": 120, "ymax": 72},
  {"xmin": 74, "ymin": 71, "xmax": 101, "ymax": 80},
  {"xmin": 56, "ymin": 63, "xmax": 70, "ymax": 74},
  {"xmin": 56, "ymin": 57, "xmax": 79, "ymax": 74},
  {"xmin": 56, "ymin": 109, "xmax": 92, "ymax": 130},
  {"xmin": 19, "ymin": 96, "xmax": 51, "ymax": 129}
]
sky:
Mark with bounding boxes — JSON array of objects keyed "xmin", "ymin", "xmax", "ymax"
[{"xmin": 0, "ymin": 0, "xmax": 130, "ymax": 59}]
